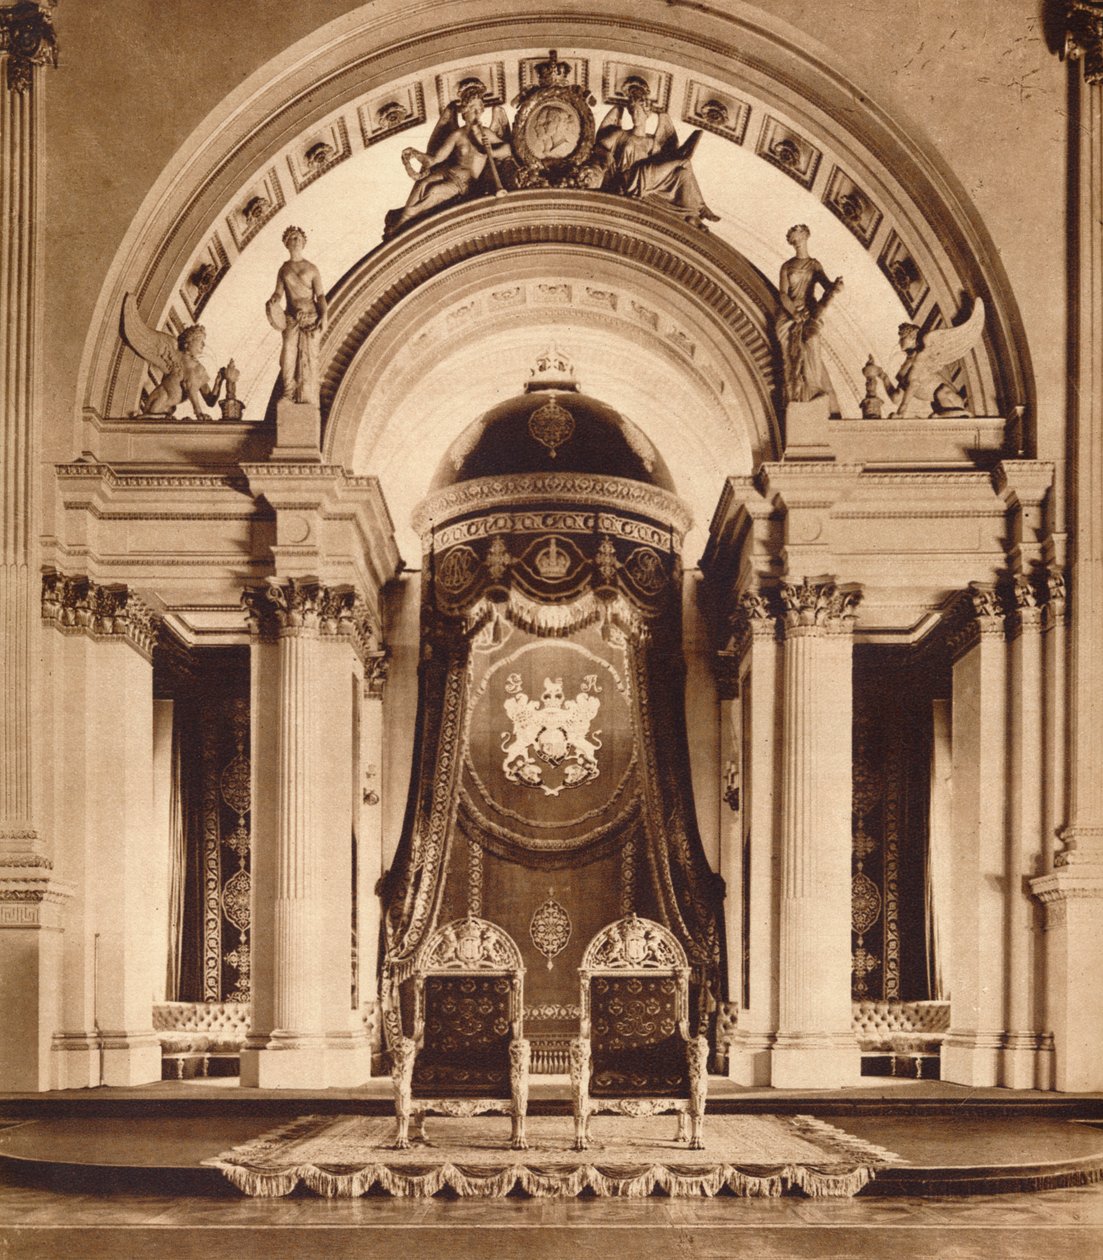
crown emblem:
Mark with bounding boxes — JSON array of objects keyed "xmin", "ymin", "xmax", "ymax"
[
  {"xmin": 534, "ymin": 536, "xmax": 572, "ymax": 579},
  {"xmin": 528, "ymin": 395, "xmax": 575, "ymax": 458}
]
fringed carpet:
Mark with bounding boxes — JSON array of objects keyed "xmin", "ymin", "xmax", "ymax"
[{"xmin": 204, "ymin": 1113, "xmax": 905, "ymax": 1199}]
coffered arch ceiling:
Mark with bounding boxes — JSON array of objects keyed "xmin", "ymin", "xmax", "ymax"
[{"xmin": 79, "ymin": 0, "xmax": 1031, "ymax": 563}]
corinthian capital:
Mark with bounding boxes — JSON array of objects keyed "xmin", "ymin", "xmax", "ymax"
[
  {"xmin": 0, "ymin": 2, "xmax": 58, "ymax": 93},
  {"xmin": 779, "ymin": 577, "xmax": 860, "ymax": 636},
  {"xmin": 1067, "ymin": 0, "xmax": 1103, "ymax": 83},
  {"xmin": 243, "ymin": 578, "xmax": 377, "ymax": 656},
  {"xmin": 41, "ymin": 570, "xmax": 158, "ymax": 659}
]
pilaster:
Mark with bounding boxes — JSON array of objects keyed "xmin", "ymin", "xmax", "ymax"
[
  {"xmin": 0, "ymin": 2, "xmax": 56, "ymax": 862},
  {"xmin": 40, "ymin": 572, "xmax": 161, "ymax": 1088},
  {"xmin": 358, "ymin": 652, "xmax": 388, "ymax": 1060},
  {"xmin": 771, "ymin": 577, "xmax": 861, "ymax": 1088},
  {"xmin": 941, "ymin": 585, "xmax": 1009, "ymax": 1087},
  {"xmin": 1030, "ymin": 0, "xmax": 1103, "ymax": 1094},
  {"xmin": 720, "ymin": 589, "xmax": 781, "ymax": 1085}
]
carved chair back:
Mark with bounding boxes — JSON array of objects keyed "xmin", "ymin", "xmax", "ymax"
[
  {"xmin": 385, "ymin": 915, "xmax": 530, "ymax": 1149},
  {"xmin": 578, "ymin": 914, "xmax": 691, "ymax": 1098}
]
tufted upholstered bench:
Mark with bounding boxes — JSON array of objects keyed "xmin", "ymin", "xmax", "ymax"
[
  {"xmin": 152, "ymin": 1001, "xmax": 251, "ymax": 1079},
  {"xmin": 852, "ymin": 1000, "xmax": 950, "ymax": 1078}
]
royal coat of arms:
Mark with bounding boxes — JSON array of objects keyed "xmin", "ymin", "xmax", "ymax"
[{"xmin": 501, "ymin": 673, "xmax": 601, "ymax": 796}]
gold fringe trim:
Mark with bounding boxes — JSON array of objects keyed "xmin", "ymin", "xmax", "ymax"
[{"xmin": 207, "ymin": 1158, "xmax": 877, "ymax": 1200}]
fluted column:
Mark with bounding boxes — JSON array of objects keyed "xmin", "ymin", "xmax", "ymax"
[
  {"xmin": 1003, "ymin": 578, "xmax": 1053, "ymax": 1088},
  {"xmin": 771, "ymin": 578, "xmax": 861, "ymax": 1088},
  {"xmin": 0, "ymin": 0, "xmax": 62, "ymax": 1096},
  {"xmin": 240, "ymin": 579, "xmax": 375, "ymax": 1088},
  {"xmin": 0, "ymin": 3, "xmax": 55, "ymax": 858}
]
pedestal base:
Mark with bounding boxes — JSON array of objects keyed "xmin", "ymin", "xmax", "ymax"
[
  {"xmin": 99, "ymin": 1033, "xmax": 163, "ymax": 1086},
  {"xmin": 940, "ymin": 1031, "xmax": 1002, "ymax": 1087},
  {"xmin": 274, "ymin": 400, "xmax": 322, "ymax": 461},
  {"xmin": 770, "ymin": 1036, "xmax": 861, "ymax": 1088},
  {"xmin": 51, "ymin": 1033, "xmax": 104, "ymax": 1089},
  {"xmin": 783, "ymin": 398, "xmax": 834, "ymax": 460},
  {"xmin": 1000, "ymin": 1034, "xmax": 1055, "ymax": 1090},
  {"xmin": 726, "ymin": 1033, "xmax": 774, "ymax": 1086},
  {"xmin": 240, "ymin": 1041, "xmax": 373, "ymax": 1089}
]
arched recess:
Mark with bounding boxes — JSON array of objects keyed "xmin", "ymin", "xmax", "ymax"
[
  {"xmin": 76, "ymin": 0, "xmax": 1034, "ymax": 476},
  {"xmin": 317, "ymin": 193, "xmax": 779, "ymax": 555}
]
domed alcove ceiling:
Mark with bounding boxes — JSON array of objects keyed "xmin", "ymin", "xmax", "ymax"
[{"xmin": 78, "ymin": 1, "xmax": 1030, "ymax": 567}]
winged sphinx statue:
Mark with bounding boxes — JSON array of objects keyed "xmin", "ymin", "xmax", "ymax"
[
  {"xmin": 870, "ymin": 298, "xmax": 986, "ymax": 418},
  {"xmin": 120, "ymin": 293, "xmax": 231, "ymax": 420}
]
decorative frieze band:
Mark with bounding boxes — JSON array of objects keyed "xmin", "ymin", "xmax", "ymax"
[
  {"xmin": 0, "ymin": 1, "xmax": 58, "ymax": 93},
  {"xmin": 1066, "ymin": 0, "xmax": 1103, "ymax": 83},
  {"xmin": 41, "ymin": 571, "xmax": 159, "ymax": 660},
  {"xmin": 241, "ymin": 578, "xmax": 378, "ymax": 658}
]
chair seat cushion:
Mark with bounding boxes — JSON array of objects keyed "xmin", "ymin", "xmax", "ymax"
[{"xmin": 591, "ymin": 1035, "xmax": 689, "ymax": 1096}]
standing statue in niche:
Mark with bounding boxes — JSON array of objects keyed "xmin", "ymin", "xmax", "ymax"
[
  {"xmin": 384, "ymin": 81, "xmax": 511, "ymax": 239},
  {"xmin": 775, "ymin": 224, "xmax": 843, "ymax": 415},
  {"xmin": 594, "ymin": 78, "xmax": 719, "ymax": 229},
  {"xmin": 266, "ymin": 225, "xmax": 327, "ymax": 407},
  {"xmin": 120, "ymin": 294, "xmax": 230, "ymax": 420},
  {"xmin": 867, "ymin": 299, "xmax": 986, "ymax": 417}
]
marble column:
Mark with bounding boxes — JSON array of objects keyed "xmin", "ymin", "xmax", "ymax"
[
  {"xmin": 722, "ymin": 590, "xmax": 782, "ymax": 1086},
  {"xmin": 1029, "ymin": 1, "xmax": 1103, "ymax": 1092},
  {"xmin": 771, "ymin": 578, "xmax": 861, "ymax": 1088},
  {"xmin": 240, "ymin": 579, "xmax": 373, "ymax": 1087},
  {"xmin": 0, "ymin": 4, "xmax": 66, "ymax": 1091},
  {"xmin": 941, "ymin": 586, "xmax": 1008, "ymax": 1087}
]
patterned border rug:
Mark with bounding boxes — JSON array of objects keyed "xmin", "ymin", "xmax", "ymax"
[{"xmin": 203, "ymin": 1113, "xmax": 905, "ymax": 1199}]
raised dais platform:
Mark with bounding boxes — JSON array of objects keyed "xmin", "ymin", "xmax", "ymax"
[{"xmin": 2, "ymin": 1081, "xmax": 1102, "ymax": 1199}]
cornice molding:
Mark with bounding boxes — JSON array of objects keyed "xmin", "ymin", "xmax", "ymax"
[{"xmin": 413, "ymin": 471, "xmax": 693, "ymax": 539}]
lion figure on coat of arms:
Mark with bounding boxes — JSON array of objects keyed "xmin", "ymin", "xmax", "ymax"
[{"xmin": 501, "ymin": 673, "xmax": 602, "ymax": 796}]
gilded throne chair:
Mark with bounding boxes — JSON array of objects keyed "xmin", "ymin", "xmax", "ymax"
[
  {"xmin": 385, "ymin": 915, "xmax": 530, "ymax": 1150},
  {"xmin": 570, "ymin": 914, "xmax": 708, "ymax": 1150}
]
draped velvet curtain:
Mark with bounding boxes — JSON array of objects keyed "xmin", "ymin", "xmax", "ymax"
[{"xmin": 381, "ymin": 513, "xmax": 725, "ymax": 1039}]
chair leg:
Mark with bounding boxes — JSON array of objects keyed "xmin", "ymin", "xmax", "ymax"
[
  {"xmin": 510, "ymin": 1037, "xmax": 530, "ymax": 1150},
  {"xmin": 676, "ymin": 1111, "xmax": 688, "ymax": 1143},
  {"xmin": 391, "ymin": 1037, "xmax": 417, "ymax": 1149},
  {"xmin": 569, "ymin": 1036, "xmax": 591, "ymax": 1151}
]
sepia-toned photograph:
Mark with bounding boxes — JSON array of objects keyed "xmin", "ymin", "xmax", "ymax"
[{"xmin": 1, "ymin": 1, "xmax": 1101, "ymax": 1255}]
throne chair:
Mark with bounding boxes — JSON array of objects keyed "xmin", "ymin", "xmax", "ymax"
[
  {"xmin": 385, "ymin": 915, "xmax": 530, "ymax": 1150},
  {"xmin": 570, "ymin": 913, "xmax": 708, "ymax": 1150}
]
